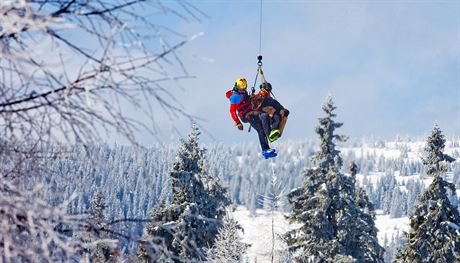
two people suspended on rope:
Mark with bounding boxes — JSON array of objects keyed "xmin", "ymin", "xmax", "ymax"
[{"xmin": 225, "ymin": 68, "xmax": 289, "ymax": 159}]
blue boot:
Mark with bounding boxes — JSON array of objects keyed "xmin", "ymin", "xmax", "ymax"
[{"xmin": 262, "ymin": 149, "xmax": 277, "ymax": 159}]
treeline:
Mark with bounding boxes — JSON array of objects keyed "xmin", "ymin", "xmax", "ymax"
[{"xmin": 29, "ymin": 137, "xmax": 460, "ymax": 223}]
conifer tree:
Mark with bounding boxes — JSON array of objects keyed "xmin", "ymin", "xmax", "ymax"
[
  {"xmin": 138, "ymin": 123, "xmax": 231, "ymax": 262},
  {"xmin": 90, "ymin": 191, "xmax": 108, "ymax": 226},
  {"xmin": 283, "ymin": 96, "xmax": 383, "ymax": 262},
  {"xmin": 260, "ymin": 170, "xmax": 288, "ymax": 263},
  {"xmin": 207, "ymin": 212, "xmax": 248, "ymax": 263},
  {"xmin": 90, "ymin": 191, "xmax": 120, "ymax": 262},
  {"xmin": 80, "ymin": 191, "xmax": 119, "ymax": 262},
  {"xmin": 349, "ymin": 162, "xmax": 385, "ymax": 262},
  {"xmin": 396, "ymin": 125, "xmax": 460, "ymax": 262}
]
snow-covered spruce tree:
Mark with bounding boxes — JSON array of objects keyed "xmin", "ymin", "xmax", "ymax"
[
  {"xmin": 73, "ymin": 191, "xmax": 119, "ymax": 262},
  {"xmin": 138, "ymin": 123, "xmax": 231, "ymax": 262},
  {"xmin": 349, "ymin": 161, "xmax": 385, "ymax": 262},
  {"xmin": 396, "ymin": 125, "xmax": 460, "ymax": 263},
  {"xmin": 283, "ymin": 96, "xmax": 383, "ymax": 262},
  {"xmin": 207, "ymin": 212, "xmax": 248, "ymax": 263},
  {"xmin": 260, "ymin": 168, "xmax": 289, "ymax": 263},
  {"xmin": 86, "ymin": 191, "xmax": 119, "ymax": 262},
  {"xmin": 384, "ymin": 231, "xmax": 405, "ymax": 263}
]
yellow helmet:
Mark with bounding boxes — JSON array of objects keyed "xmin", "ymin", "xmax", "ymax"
[{"xmin": 235, "ymin": 77, "xmax": 247, "ymax": 90}]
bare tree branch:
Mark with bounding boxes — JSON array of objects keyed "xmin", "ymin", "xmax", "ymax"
[{"xmin": 0, "ymin": 1, "xmax": 206, "ymax": 261}]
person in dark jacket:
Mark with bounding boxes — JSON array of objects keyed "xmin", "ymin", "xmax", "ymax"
[
  {"xmin": 226, "ymin": 77, "xmax": 277, "ymax": 159},
  {"xmin": 251, "ymin": 82, "xmax": 289, "ymax": 143}
]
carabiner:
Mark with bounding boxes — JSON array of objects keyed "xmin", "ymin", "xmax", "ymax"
[{"xmin": 257, "ymin": 55, "xmax": 263, "ymax": 66}]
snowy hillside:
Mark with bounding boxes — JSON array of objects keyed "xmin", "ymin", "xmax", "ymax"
[
  {"xmin": 233, "ymin": 207, "xmax": 293, "ymax": 263},
  {"xmin": 374, "ymin": 213, "xmax": 409, "ymax": 245},
  {"xmin": 234, "ymin": 206, "xmax": 410, "ymax": 263}
]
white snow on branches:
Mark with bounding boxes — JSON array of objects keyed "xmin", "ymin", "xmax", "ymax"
[{"xmin": 0, "ymin": 180, "xmax": 84, "ymax": 262}]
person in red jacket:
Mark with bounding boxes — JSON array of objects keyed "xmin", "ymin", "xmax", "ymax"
[{"xmin": 226, "ymin": 77, "xmax": 277, "ymax": 159}]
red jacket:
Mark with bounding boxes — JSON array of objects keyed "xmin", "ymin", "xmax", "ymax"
[{"xmin": 226, "ymin": 90, "xmax": 252, "ymax": 124}]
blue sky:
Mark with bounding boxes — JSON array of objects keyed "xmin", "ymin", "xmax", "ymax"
[{"xmin": 134, "ymin": 1, "xmax": 459, "ymax": 145}]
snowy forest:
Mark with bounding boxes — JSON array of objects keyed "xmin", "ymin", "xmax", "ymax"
[
  {"xmin": 3, "ymin": 100, "xmax": 459, "ymax": 262},
  {"xmin": 1, "ymin": 1, "xmax": 459, "ymax": 263}
]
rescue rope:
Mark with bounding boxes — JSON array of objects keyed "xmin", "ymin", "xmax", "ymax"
[
  {"xmin": 248, "ymin": 0, "xmax": 264, "ymax": 134},
  {"xmin": 251, "ymin": 62, "xmax": 260, "ymax": 96},
  {"xmin": 258, "ymin": 0, "xmax": 263, "ymax": 57},
  {"xmin": 251, "ymin": 0, "xmax": 264, "ymax": 96}
]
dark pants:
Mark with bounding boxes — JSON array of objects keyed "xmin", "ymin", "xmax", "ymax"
[
  {"xmin": 259, "ymin": 113, "xmax": 271, "ymax": 136},
  {"xmin": 242, "ymin": 115, "xmax": 270, "ymax": 151},
  {"xmin": 260, "ymin": 112, "xmax": 281, "ymax": 134},
  {"xmin": 259, "ymin": 97, "xmax": 285, "ymax": 132}
]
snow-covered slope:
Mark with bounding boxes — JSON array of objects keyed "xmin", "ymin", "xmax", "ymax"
[
  {"xmin": 234, "ymin": 206, "xmax": 410, "ymax": 263},
  {"xmin": 233, "ymin": 207, "xmax": 293, "ymax": 263},
  {"xmin": 374, "ymin": 211, "xmax": 409, "ymax": 244}
]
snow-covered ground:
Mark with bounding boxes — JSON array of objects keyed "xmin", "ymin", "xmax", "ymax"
[
  {"xmin": 374, "ymin": 211, "xmax": 409, "ymax": 244},
  {"xmin": 233, "ymin": 207, "xmax": 294, "ymax": 263},
  {"xmin": 234, "ymin": 206, "xmax": 410, "ymax": 263}
]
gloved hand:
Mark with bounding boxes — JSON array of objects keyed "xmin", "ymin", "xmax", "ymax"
[{"xmin": 237, "ymin": 123, "xmax": 243, "ymax": 130}]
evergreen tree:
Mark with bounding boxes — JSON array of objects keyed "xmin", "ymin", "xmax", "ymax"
[
  {"xmin": 138, "ymin": 123, "xmax": 231, "ymax": 262},
  {"xmin": 75, "ymin": 191, "xmax": 119, "ymax": 262},
  {"xmin": 389, "ymin": 187, "xmax": 404, "ymax": 218},
  {"xmin": 396, "ymin": 125, "xmax": 460, "ymax": 262},
  {"xmin": 207, "ymin": 212, "xmax": 248, "ymax": 263},
  {"xmin": 260, "ymin": 170, "xmax": 286, "ymax": 263},
  {"xmin": 89, "ymin": 191, "xmax": 120, "ymax": 262},
  {"xmin": 90, "ymin": 191, "xmax": 107, "ymax": 224},
  {"xmin": 349, "ymin": 162, "xmax": 385, "ymax": 262},
  {"xmin": 283, "ymin": 96, "xmax": 383, "ymax": 262},
  {"xmin": 384, "ymin": 231, "xmax": 405, "ymax": 263},
  {"xmin": 406, "ymin": 180, "xmax": 423, "ymax": 215}
]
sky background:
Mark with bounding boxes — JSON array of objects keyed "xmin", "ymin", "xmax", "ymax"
[{"xmin": 130, "ymin": 1, "xmax": 459, "ymax": 145}]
